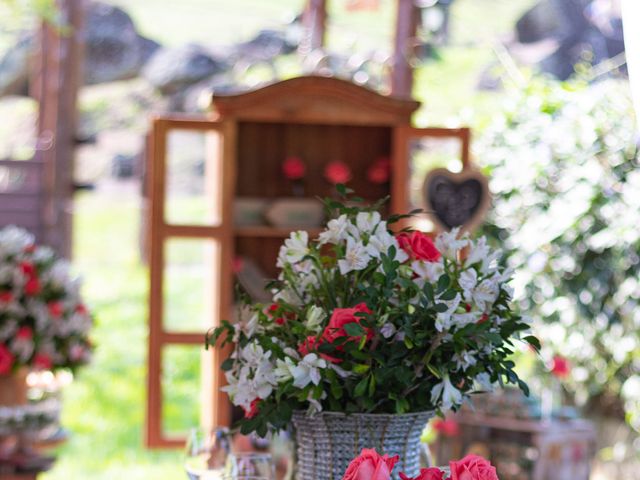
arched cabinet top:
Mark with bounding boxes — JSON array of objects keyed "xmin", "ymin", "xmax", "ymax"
[{"xmin": 210, "ymin": 76, "xmax": 420, "ymax": 126}]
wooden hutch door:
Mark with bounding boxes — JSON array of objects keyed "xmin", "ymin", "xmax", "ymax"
[
  {"xmin": 391, "ymin": 126, "xmax": 471, "ymax": 221},
  {"xmin": 146, "ymin": 117, "xmax": 234, "ymax": 448}
]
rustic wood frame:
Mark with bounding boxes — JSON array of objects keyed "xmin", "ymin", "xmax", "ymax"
[{"xmin": 145, "ymin": 116, "xmax": 235, "ymax": 448}]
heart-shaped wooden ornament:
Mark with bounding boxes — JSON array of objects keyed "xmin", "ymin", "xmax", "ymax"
[{"xmin": 423, "ymin": 168, "xmax": 490, "ymax": 232}]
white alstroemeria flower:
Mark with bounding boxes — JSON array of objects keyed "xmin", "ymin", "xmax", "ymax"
[
  {"xmin": 274, "ymin": 357, "xmax": 295, "ymax": 383},
  {"xmin": 0, "ymin": 265, "xmax": 13, "ymax": 284},
  {"xmin": 474, "ymin": 372, "xmax": 495, "ymax": 392},
  {"xmin": 276, "ymin": 231, "xmax": 309, "ymax": 267},
  {"xmin": 318, "ymin": 215, "xmax": 350, "ymax": 245},
  {"xmin": 412, "ymin": 260, "xmax": 444, "ymax": 282},
  {"xmin": 233, "ymin": 312, "xmax": 260, "ymax": 342},
  {"xmin": 338, "ymin": 237, "xmax": 371, "ymax": 274},
  {"xmin": 464, "ymin": 237, "xmax": 490, "ymax": 268},
  {"xmin": 430, "ymin": 375, "xmax": 463, "ymax": 410},
  {"xmin": 380, "ymin": 323, "xmax": 396, "ymax": 339},
  {"xmin": 305, "ymin": 305, "xmax": 325, "ymax": 333},
  {"xmin": 32, "ymin": 246, "xmax": 54, "ymax": 263},
  {"xmin": 0, "ymin": 319, "xmax": 18, "ymax": 342},
  {"xmin": 307, "ymin": 390, "xmax": 327, "ymax": 414},
  {"xmin": 435, "ymin": 227, "xmax": 469, "ymax": 260},
  {"xmin": 471, "ymin": 278, "xmax": 500, "ymax": 311},
  {"xmin": 459, "ymin": 269, "xmax": 478, "ymax": 296},
  {"xmin": 222, "ymin": 366, "xmax": 254, "ymax": 409},
  {"xmin": 254, "ymin": 359, "xmax": 277, "ymax": 398},
  {"xmin": 11, "ymin": 335, "xmax": 34, "ymax": 361},
  {"xmin": 329, "ymin": 362, "xmax": 351, "ymax": 378},
  {"xmin": 480, "ymin": 249, "xmax": 502, "ymax": 276},
  {"xmin": 355, "ymin": 211, "xmax": 382, "ymax": 233},
  {"xmin": 291, "ymin": 353, "xmax": 326, "ymax": 388},
  {"xmin": 47, "ymin": 261, "xmax": 73, "ymax": 290},
  {"xmin": 273, "ymin": 286, "xmax": 303, "ymax": 307},
  {"xmin": 0, "ymin": 226, "xmax": 34, "ymax": 255},
  {"xmin": 453, "ymin": 350, "xmax": 477, "ymax": 371},
  {"xmin": 450, "ymin": 311, "xmax": 481, "ymax": 328},
  {"xmin": 366, "ymin": 228, "xmax": 409, "ymax": 263},
  {"xmin": 241, "ymin": 342, "xmax": 270, "ymax": 366},
  {"xmin": 435, "ymin": 293, "xmax": 461, "ymax": 331}
]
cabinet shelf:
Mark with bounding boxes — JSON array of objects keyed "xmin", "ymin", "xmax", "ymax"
[{"xmin": 234, "ymin": 225, "xmax": 323, "ymax": 238}]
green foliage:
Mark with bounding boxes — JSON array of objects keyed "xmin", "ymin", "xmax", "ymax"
[{"xmin": 477, "ymin": 75, "xmax": 640, "ymax": 431}]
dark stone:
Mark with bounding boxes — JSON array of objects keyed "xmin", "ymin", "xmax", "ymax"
[
  {"xmin": 142, "ymin": 44, "xmax": 228, "ymax": 95},
  {"xmin": 84, "ymin": 1, "xmax": 161, "ymax": 84},
  {"xmin": 232, "ymin": 29, "xmax": 297, "ymax": 62}
]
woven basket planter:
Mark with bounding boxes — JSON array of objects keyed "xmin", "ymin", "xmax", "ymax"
[{"xmin": 292, "ymin": 410, "xmax": 434, "ymax": 480}]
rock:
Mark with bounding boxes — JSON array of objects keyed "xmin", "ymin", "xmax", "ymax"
[
  {"xmin": 233, "ymin": 29, "xmax": 297, "ymax": 62},
  {"xmin": 84, "ymin": 1, "xmax": 160, "ymax": 84},
  {"xmin": 515, "ymin": 0, "xmax": 564, "ymax": 44},
  {"xmin": 0, "ymin": 34, "xmax": 33, "ymax": 97},
  {"xmin": 142, "ymin": 44, "xmax": 228, "ymax": 95}
]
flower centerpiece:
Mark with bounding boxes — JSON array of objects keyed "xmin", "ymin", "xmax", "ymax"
[
  {"xmin": 0, "ymin": 225, "xmax": 92, "ymax": 405},
  {"xmin": 208, "ymin": 187, "xmax": 537, "ymax": 480},
  {"xmin": 343, "ymin": 449, "xmax": 499, "ymax": 480}
]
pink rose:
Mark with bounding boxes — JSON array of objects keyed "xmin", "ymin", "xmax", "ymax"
[
  {"xmin": 33, "ymin": 353, "xmax": 53, "ymax": 371},
  {"xmin": 243, "ymin": 399, "xmax": 260, "ymax": 419},
  {"xmin": 396, "ymin": 231, "xmax": 441, "ymax": 262},
  {"xmin": 449, "ymin": 454, "xmax": 498, "ymax": 480},
  {"xmin": 322, "ymin": 303, "xmax": 373, "ymax": 345},
  {"xmin": 0, "ymin": 344, "xmax": 14, "ymax": 375},
  {"xmin": 400, "ymin": 467, "xmax": 446, "ymax": 480},
  {"xmin": 282, "ymin": 156, "xmax": 306, "ymax": 180},
  {"xmin": 297, "ymin": 336, "xmax": 341, "ymax": 364},
  {"xmin": 342, "ymin": 448, "xmax": 399, "ymax": 480},
  {"xmin": 550, "ymin": 355, "xmax": 570, "ymax": 379},
  {"xmin": 324, "ymin": 161, "xmax": 352, "ymax": 185}
]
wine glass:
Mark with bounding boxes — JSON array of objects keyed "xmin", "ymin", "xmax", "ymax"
[
  {"xmin": 184, "ymin": 427, "xmax": 231, "ymax": 480},
  {"xmin": 228, "ymin": 452, "xmax": 275, "ymax": 479}
]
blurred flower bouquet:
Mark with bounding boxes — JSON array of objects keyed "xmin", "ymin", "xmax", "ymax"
[
  {"xmin": 209, "ymin": 187, "xmax": 536, "ymax": 438},
  {"xmin": 0, "ymin": 226, "xmax": 92, "ymax": 377}
]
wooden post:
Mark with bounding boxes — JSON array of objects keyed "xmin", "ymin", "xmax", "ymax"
[
  {"xmin": 32, "ymin": 0, "xmax": 84, "ymax": 259},
  {"xmin": 300, "ymin": 0, "xmax": 328, "ymax": 54},
  {"xmin": 391, "ymin": 0, "xmax": 418, "ymax": 99}
]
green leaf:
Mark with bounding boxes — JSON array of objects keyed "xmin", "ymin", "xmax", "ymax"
[
  {"xmin": 353, "ymin": 364, "xmax": 370, "ymax": 374},
  {"xmin": 523, "ymin": 335, "xmax": 541, "ymax": 351},
  {"xmin": 437, "ymin": 274, "xmax": 450, "ymax": 293},
  {"xmin": 220, "ymin": 358, "xmax": 234, "ymax": 371},
  {"xmin": 344, "ymin": 322, "xmax": 365, "ymax": 337},
  {"xmin": 354, "ymin": 376, "xmax": 369, "ymax": 397}
]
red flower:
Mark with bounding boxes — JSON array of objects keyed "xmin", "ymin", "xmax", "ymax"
[
  {"xmin": 400, "ymin": 468, "xmax": 445, "ymax": 480},
  {"xmin": 298, "ymin": 336, "xmax": 341, "ymax": 363},
  {"xmin": 75, "ymin": 303, "xmax": 88, "ymax": 315},
  {"xmin": 477, "ymin": 314, "xmax": 489, "ymax": 324},
  {"xmin": 16, "ymin": 327, "xmax": 33, "ymax": 340},
  {"xmin": 367, "ymin": 157, "xmax": 391, "ymax": 185},
  {"xmin": 0, "ymin": 344, "xmax": 15, "ymax": 375},
  {"xmin": 322, "ymin": 303, "xmax": 373, "ymax": 345},
  {"xmin": 342, "ymin": 448, "xmax": 399, "ymax": 480},
  {"xmin": 324, "ymin": 161, "xmax": 352, "ymax": 185},
  {"xmin": 282, "ymin": 156, "xmax": 306, "ymax": 180},
  {"xmin": 551, "ymin": 355, "xmax": 570, "ymax": 379},
  {"xmin": 433, "ymin": 418, "xmax": 460, "ymax": 437},
  {"xmin": 33, "ymin": 353, "xmax": 53, "ymax": 371},
  {"xmin": 23, "ymin": 244, "xmax": 36, "ymax": 254},
  {"xmin": 275, "ymin": 317, "xmax": 286, "ymax": 326},
  {"xmin": 19, "ymin": 261, "xmax": 35, "ymax": 277},
  {"xmin": 243, "ymin": 399, "xmax": 260, "ymax": 419},
  {"xmin": 0, "ymin": 291, "xmax": 12, "ymax": 303},
  {"xmin": 232, "ymin": 257, "xmax": 245, "ymax": 274},
  {"xmin": 24, "ymin": 277, "xmax": 41, "ymax": 296},
  {"xmin": 397, "ymin": 231, "xmax": 441, "ymax": 262},
  {"xmin": 48, "ymin": 301, "xmax": 64, "ymax": 318},
  {"xmin": 449, "ymin": 454, "xmax": 498, "ymax": 480}
]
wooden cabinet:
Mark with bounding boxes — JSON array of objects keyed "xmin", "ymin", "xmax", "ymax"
[{"xmin": 145, "ymin": 76, "xmax": 470, "ymax": 447}]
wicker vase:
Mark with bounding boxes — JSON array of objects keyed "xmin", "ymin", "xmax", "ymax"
[
  {"xmin": 292, "ymin": 410, "xmax": 434, "ymax": 480},
  {"xmin": 0, "ymin": 369, "xmax": 29, "ymax": 406}
]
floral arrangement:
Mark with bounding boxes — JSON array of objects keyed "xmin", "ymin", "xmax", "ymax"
[
  {"xmin": 342, "ymin": 449, "xmax": 498, "ymax": 480},
  {"xmin": 208, "ymin": 188, "xmax": 537, "ymax": 436},
  {"xmin": 0, "ymin": 226, "xmax": 92, "ymax": 375}
]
